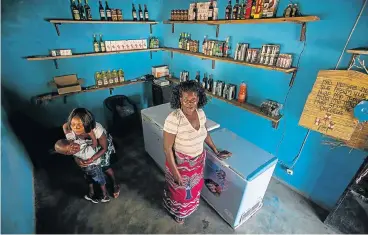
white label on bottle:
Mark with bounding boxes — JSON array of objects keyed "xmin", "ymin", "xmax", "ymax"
[
  {"xmin": 209, "ymin": 10, "xmax": 213, "ymax": 17},
  {"xmin": 100, "ymin": 10, "xmax": 105, "ymax": 17},
  {"xmin": 73, "ymin": 10, "xmax": 80, "ymax": 20},
  {"xmin": 100, "ymin": 42, "xmax": 106, "ymax": 52},
  {"xmin": 107, "ymin": 10, "xmax": 112, "ymax": 17},
  {"xmin": 140, "ymin": 12, "xmax": 143, "ymax": 18},
  {"xmin": 119, "ymin": 76, "xmax": 125, "ymax": 83},
  {"xmin": 94, "ymin": 43, "xmax": 100, "ymax": 52},
  {"xmin": 114, "ymin": 77, "xmax": 119, "ymax": 83},
  {"xmin": 133, "ymin": 12, "xmax": 137, "ymax": 18},
  {"xmin": 109, "ymin": 78, "xmax": 114, "ymax": 84},
  {"xmin": 104, "ymin": 79, "xmax": 109, "ymax": 85},
  {"xmin": 145, "ymin": 12, "xmax": 149, "ymax": 19},
  {"xmin": 97, "ymin": 80, "xmax": 103, "ymax": 86}
]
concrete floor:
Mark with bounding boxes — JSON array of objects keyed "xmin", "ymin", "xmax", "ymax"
[{"xmin": 34, "ymin": 131, "xmax": 337, "ymax": 234}]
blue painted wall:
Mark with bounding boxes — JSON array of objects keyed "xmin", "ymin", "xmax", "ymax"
[
  {"xmin": 1, "ymin": 110, "xmax": 35, "ymax": 234},
  {"xmin": 162, "ymin": 0, "xmax": 367, "ymax": 209},
  {"xmin": 2, "ymin": 0, "xmax": 164, "ymax": 127}
]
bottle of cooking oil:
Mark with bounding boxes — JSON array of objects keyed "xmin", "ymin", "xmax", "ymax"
[
  {"xmin": 118, "ymin": 69, "xmax": 125, "ymax": 83},
  {"xmin": 112, "ymin": 70, "xmax": 119, "ymax": 84},
  {"xmin": 107, "ymin": 69, "xmax": 114, "ymax": 85},
  {"xmin": 95, "ymin": 71, "xmax": 103, "ymax": 87},
  {"xmin": 101, "ymin": 71, "xmax": 109, "ymax": 86}
]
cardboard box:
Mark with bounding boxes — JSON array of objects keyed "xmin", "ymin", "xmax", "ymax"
[
  {"xmin": 152, "ymin": 65, "xmax": 169, "ymax": 78},
  {"xmin": 54, "ymin": 74, "xmax": 82, "ymax": 95},
  {"xmin": 116, "ymin": 41, "xmax": 122, "ymax": 51},
  {"xmin": 111, "ymin": 41, "xmax": 117, "ymax": 51}
]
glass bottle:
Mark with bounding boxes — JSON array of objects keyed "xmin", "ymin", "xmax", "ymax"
[
  {"xmin": 132, "ymin": 4, "xmax": 137, "ymax": 21},
  {"xmin": 102, "ymin": 71, "xmax": 109, "ymax": 86},
  {"xmin": 93, "ymin": 34, "xmax": 100, "ymax": 52},
  {"xmin": 118, "ymin": 69, "xmax": 125, "ymax": 83},
  {"xmin": 72, "ymin": 0, "xmax": 81, "ymax": 20},
  {"xmin": 84, "ymin": 0, "xmax": 92, "ymax": 20},
  {"xmin": 107, "ymin": 70, "xmax": 114, "ymax": 85},
  {"xmin": 99, "ymin": 0, "xmax": 106, "ymax": 20},
  {"xmin": 208, "ymin": 0, "xmax": 214, "ymax": 20},
  {"xmin": 78, "ymin": 0, "xmax": 85, "ymax": 20},
  {"xmin": 105, "ymin": 0, "xmax": 112, "ymax": 21},
  {"xmin": 225, "ymin": 0, "xmax": 232, "ymax": 20},
  {"xmin": 99, "ymin": 34, "xmax": 106, "ymax": 52},
  {"xmin": 144, "ymin": 4, "xmax": 149, "ymax": 21},
  {"xmin": 138, "ymin": 4, "xmax": 143, "ymax": 21},
  {"xmin": 95, "ymin": 72, "xmax": 103, "ymax": 87},
  {"xmin": 232, "ymin": 0, "xmax": 239, "ymax": 20}
]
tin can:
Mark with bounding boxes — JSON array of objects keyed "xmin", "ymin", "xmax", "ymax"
[
  {"xmin": 216, "ymin": 81, "xmax": 224, "ymax": 97},
  {"xmin": 245, "ymin": 0, "xmax": 253, "ymax": 19},
  {"xmin": 264, "ymin": 55, "xmax": 270, "ymax": 65},
  {"xmin": 245, "ymin": 49, "xmax": 252, "ymax": 62},
  {"xmin": 266, "ymin": 45, "xmax": 272, "ymax": 55},
  {"xmin": 250, "ymin": 49, "xmax": 260, "ymax": 63},
  {"xmin": 269, "ymin": 55, "xmax": 277, "ymax": 66},
  {"xmin": 261, "ymin": 45, "xmax": 268, "ymax": 54},
  {"xmin": 227, "ymin": 84, "xmax": 236, "ymax": 100},
  {"xmin": 259, "ymin": 54, "xmax": 265, "ymax": 64},
  {"xmin": 271, "ymin": 45, "xmax": 280, "ymax": 55},
  {"xmin": 223, "ymin": 84, "xmax": 229, "ymax": 99}
]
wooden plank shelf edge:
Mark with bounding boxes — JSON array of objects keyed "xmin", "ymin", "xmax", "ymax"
[
  {"xmin": 34, "ymin": 79, "xmax": 146, "ymax": 103},
  {"xmin": 163, "ymin": 16, "xmax": 320, "ymax": 25},
  {"xmin": 165, "ymin": 77, "xmax": 282, "ymax": 125},
  {"xmin": 164, "ymin": 47, "xmax": 297, "ymax": 74},
  {"xmin": 346, "ymin": 48, "xmax": 368, "ymax": 55},
  {"xmin": 26, "ymin": 48, "xmax": 162, "ymax": 61},
  {"xmin": 47, "ymin": 19, "xmax": 159, "ymax": 24}
]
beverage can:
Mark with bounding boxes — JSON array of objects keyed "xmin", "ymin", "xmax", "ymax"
[
  {"xmin": 238, "ymin": 81, "xmax": 247, "ymax": 103},
  {"xmin": 223, "ymin": 84, "xmax": 228, "ymax": 98},
  {"xmin": 212, "ymin": 80, "xmax": 217, "ymax": 95}
]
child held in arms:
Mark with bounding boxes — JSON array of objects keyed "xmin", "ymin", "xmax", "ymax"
[
  {"xmin": 55, "ymin": 134, "xmax": 110, "ymax": 203},
  {"xmin": 58, "ymin": 108, "xmax": 120, "ymax": 202}
]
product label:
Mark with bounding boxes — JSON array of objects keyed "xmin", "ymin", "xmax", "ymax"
[
  {"xmin": 107, "ymin": 10, "xmax": 112, "ymax": 17},
  {"xmin": 119, "ymin": 76, "xmax": 125, "ymax": 83},
  {"xmin": 97, "ymin": 80, "xmax": 103, "ymax": 86},
  {"xmin": 100, "ymin": 10, "xmax": 105, "ymax": 17},
  {"xmin": 114, "ymin": 77, "xmax": 119, "ymax": 83},
  {"xmin": 73, "ymin": 10, "xmax": 80, "ymax": 20},
  {"xmin": 133, "ymin": 12, "xmax": 137, "ymax": 18},
  {"xmin": 109, "ymin": 78, "xmax": 114, "ymax": 84},
  {"xmin": 209, "ymin": 9, "xmax": 213, "ymax": 17},
  {"xmin": 103, "ymin": 78, "xmax": 109, "ymax": 85},
  {"xmin": 94, "ymin": 43, "xmax": 100, "ymax": 52},
  {"xmin": 145, "ymin": 12, "xmax": 149, "ymax": 19},
  {"xmin": 100, "ymin": 42, "xmax": 106, "ymax": 52}
]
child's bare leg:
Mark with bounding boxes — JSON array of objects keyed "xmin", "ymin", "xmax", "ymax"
[
  {"xmin": 88, "ymin": 183, "xmax": 94, "ymax": 196},
  {"xmin": 105, "ymin": 168, "xmax": 120, "ymax": 198},
  {"xmin": 100, "ymin": 184, "xmax": 110, "ymax": 202}
]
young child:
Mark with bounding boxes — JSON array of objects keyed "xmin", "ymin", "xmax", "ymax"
[
  {"xmin": 62, "ymin": 108, "xmax": 120, "ymax": 198},
  {"xmin": 55, "ymin": 138, "xmax": 110, "ymax": 203}
]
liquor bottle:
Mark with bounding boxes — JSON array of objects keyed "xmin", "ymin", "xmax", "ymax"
[
  {"xmin": 207, "ymin": 74, "xmax": 213, "ymax": 92},
  {"xmin": 105, "ymin": 0, "xmax": 112, "ymax": 21},
  {"xmin": 238, "ymin": 0, "xmax": 245, "ymax": 19},
  {"xmin": 112, "ymin": 70, "xmax": 119, "ymax": 84},
  {"xmin": 251, "ymin": 0, "xmax": 257, "ymax": 18},
  {"xmin": 182, "ymin": 33, "xmax": 187, "ymax": 50},
  {"xmin": 202, "ymin": 35, "xmax": 208, "ymax": 55},
  {"xmin": 107, "ymin": 70, "xmax": 114, "ymax": 85},
  {"xmin": 99, "ymin": 34, "xmax": 106, "ymax": 52},
  {"xmin": 144, "ymin": 4, "xmax": 149, "ymax": 21},
  {"xmin": 102, "ymin": 71, "xmax": 109, "ymax": 86},
  {"xmin": 225, "ymin": 0, "xmax": 232, "ymax": 20},
  {"xmin": 118, "ymin": 69, "xmax": 125, "ymax": 83},
  {"xmin": 84, "ymin": 0, "xmax": 92, "ymax": 20},
  {"xmin": 208, "ymin": 0, "xmax": 214, "ymax": 20},
  {"xmin": 138, "ymin": 4, "xmax": 143, "ymax": 21},
  {"xmin": 202, "ymin": 73, "xmax": 208, "ymax": 89},
  {"xmin": 291, "ymin": 4, "xmax": 299, "ymax": 17},
  {"xmin": 224, "ymin": 36, "xmax": 231, "ymax": 57},
  {"xmin": 93, "ymin": 34, "xmax": 100, "ymax": 52},
  {"xmin": 178, "ymin": 33, "xmax": 183, "ymax": 49},
  {"xmin": 283, "ymin": 4, "xmax": 292, "ymax": 17},
  {"xmin": 195, "ymin": 71, "xmax": 200, "ymax": 83},
  {"xmin": 99, "ymin": 1, "xmax": 106, "ymax": 20},
  {"xmin": 232, "ymin": 0, "xmax": 239, "ymax": 19},
  {"xmin": 193, "ymin": 2, "xmax": 198, "ymax": 21},
  {"xmin": 95, "ymin": 72, "xmax": 103, "ymax": 87},
  {"xmin": 71, "ymin": 0, "xmax": 80, "ymax": 20},
  {"xmin": 186, "ymin": 34, "xmax": 191, "ymax": 51},
  {"xmin": 78, "ymin": 0, "xmax": 85, "ymax": 20},
  {"xmin": 132, "ymin": 4, "xmax": 137, "ymax": 21},
  {"xmin": 244, "ymin": 0, "xmax": 253, "ymax": 19}
]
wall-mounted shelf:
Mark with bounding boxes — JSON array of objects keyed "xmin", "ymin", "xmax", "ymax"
[
  {"xmin": 33, "ymin": 79, "xmax": 146, "ymax": 105},
  {"xmin": 346, "ymin": 48, "xmax": 368, "ymax": 55},
  {"xmin": 46, "ymin": 19, "xmax": 159, "ymax": 36},
  {"xmin": 164, "ymin": 47, "xmax": 297, "ymax": 74},
  {"xmin": 165, "ymin": 76, "xmax": 282, "ymax": 128},
  {"xmin": 164, "ymin": 16, "xmax": 320, "ymax": 39},
  {"xmin": 26, "ymin": 48, "xmax": 162, "ymax": 69}
]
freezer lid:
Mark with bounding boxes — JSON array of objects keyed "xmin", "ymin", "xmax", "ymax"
[
  {"xmin": 206, "ymin": 128, "xmax": 277, "ymax": 181},
  {"xmin": 141, "ymin": 103, "xmax": 220, "ymax": 131}
]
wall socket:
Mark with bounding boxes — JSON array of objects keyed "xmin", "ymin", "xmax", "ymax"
[{"xmin": 286, "ymin": 168, "xmax": 294, "ymax": 175}]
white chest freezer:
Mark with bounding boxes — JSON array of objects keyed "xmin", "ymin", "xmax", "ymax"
[
  {"xmin": 141, "ymin": 103, "xmax": 220, "ymax": 171},
  {"xmin": 202, "ymin": 128, "xmax": 277, "ymax": 229}
]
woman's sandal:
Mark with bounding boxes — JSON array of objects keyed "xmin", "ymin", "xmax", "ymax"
[
  {"xmin": 113, "ymin": 185, "xmax": 120, "ymax": 198},
  {"xmin": 174, "ymin": 217, "xmax": 185, "ymax": 224}
]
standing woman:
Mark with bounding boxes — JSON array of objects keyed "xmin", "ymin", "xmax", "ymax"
[{"xmin": 163, "ymin": 81, "xmax": 231, "ymax": 224}]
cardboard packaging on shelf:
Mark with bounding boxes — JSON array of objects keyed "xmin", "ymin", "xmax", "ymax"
[
  {"xmin": 53, "ymin": 74, "xmax": 82, "ymax": 95},
  {"xmin": 152, "ymin": 65, "xmax": 169, "ymax": 78}
]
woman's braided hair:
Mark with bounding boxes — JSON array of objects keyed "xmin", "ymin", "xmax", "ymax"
[{"xmin": 170, "ymin": 80, "xmax": 208, "ymax": 109}]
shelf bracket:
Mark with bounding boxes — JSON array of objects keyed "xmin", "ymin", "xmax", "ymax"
[
  {"xmin": 300, "ymin": 22, "xmax": 307, "ymax": 42},
  {"xmin": 63, "ymin": 96, "xmax": 67, "ymax": 104},
  {"xmin": 212, "ymin": 60, "xmax": 216, "ymax": 69},
  {"xmin": 215, "ymin": 25, "xmax": 220, "ymax": 38},
  {"xmin": 171, "ymin": 23, "xmax": 175, "ymax": 33},
  {"xmin": 53, "ymin": 59, "xmax": 59, "ymax": 69},
  {"xmin": 109, "ymin": 88, "xmax": 114, "ymax": 95},
  {"xmin": 289, "ymin": 70, "xmax": 298, "ymax": 87},
  {"xmin": 53, "ymin": 23, "xmax": 61, "ymax": 36},
  {"xmin": 150, "ymin": 24, "xmax": 153, "ymax": 34},
  {"xmin": 170, "ymin": 51, "xmax": 173, "ymax": 58},
  {"xmin": 272, "ymin": 121, "xmax": 279, "ymax": 129},
  {"xmin": 150, "ymin": 51, "xmax": 153, "ymax": 59}
]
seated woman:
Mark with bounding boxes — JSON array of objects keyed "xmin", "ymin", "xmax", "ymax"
[
  {"xmin": 162, "ymin": 81, "xmax": 231, "ymax": 224},
  {"xmin": 62, "ymin": 108, "xmax": 120, "ymax": 199}
]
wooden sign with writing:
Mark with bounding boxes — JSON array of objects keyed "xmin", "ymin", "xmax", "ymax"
[{"xmin": 299, "ymin": 70, "xmax": 368, "ymax": 140}]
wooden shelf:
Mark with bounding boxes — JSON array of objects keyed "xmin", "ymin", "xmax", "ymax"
[
  {"xmin": 165, "ymin": 77, "xmax": 282, "ymax": 127},
  {"xmin": 346, "ymin": 48, "xmax": 368, "ymax": 55},
  {"xmin": 34, "ymin": 79, "xmax": 146, "ymax": 103},
  {"xmin": 47, "ymin": 19, "xmax": 158, "ymax": 36},
  {"xmin": 164, "ymin": 16, "xmax": 320, "ymax": 25},
  {"xmin": 164, "ymin": 47, "xmax": 297, "ymax": 74},
  {"xmin": 48, "ymin": 19, "xmax": 158, "ymax": 24}
]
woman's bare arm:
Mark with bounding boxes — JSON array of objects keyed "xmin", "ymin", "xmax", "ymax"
[
  {"xmin": 163, "ymin": 131, "xmax": 183, "ymax": 185},
  {"xmin": 83, "ymin": 133, "xmax": 108, "ymax": 164},
  {"xmin": 205, "ymin": 131, "xmax": 219, "ymax": 155}
]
